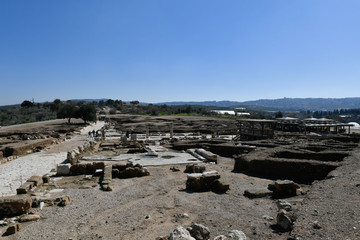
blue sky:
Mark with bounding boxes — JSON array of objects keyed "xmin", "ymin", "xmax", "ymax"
[{"xmin": 0, "ymin": 0, "xmax": 359, "ymax": 105}]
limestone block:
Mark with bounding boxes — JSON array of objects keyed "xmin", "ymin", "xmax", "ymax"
[
  {"xmin": 19, "ymin": 214, "xmax": 40, "ymax": 222},
  {"xmin": 195, "ymin": 148, "xmax": 217, "ymax": 163},
  {"xmin": 0, "ymin": 195, "xmax": 32, "ymax": 217},
  {"xmin": 93, "ymin": 161, "xmax": 105, "ymax": 170},
  {"xmin": 103, "ymin": 165, "xmax": 112, "ymax": 181},
  {"xmin": 57, "ymin": 163, "xmax": 71, "ymax": 176},
  {"xmin": 269, "ymin": 180, "xmax": 300, "ymax": 198},
  {"xmin": 244, "ymin": 189, "xmax": 272, "ymax": 199},
  {"xmin": 26, "ymin": 176, "xmax": 43, "ymax": 186},
  {"xmin": 70, "ymin": 163, "xmax": 94, "ymax": 175},
  {"xmin": 186, "ymin": 172, "xmax": 229, "ymax": 193},
  {"xmin": 210, "ymin": 179, "xmax": 230, "ymax": 193},
  {"xmin": 16, "ymin": 182, "xmax": 34, "ymax": 195}
]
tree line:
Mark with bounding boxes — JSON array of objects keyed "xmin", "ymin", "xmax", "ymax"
[{"xmin": 1, "ymin": 98, "xmax": 290, "ymax": 126}]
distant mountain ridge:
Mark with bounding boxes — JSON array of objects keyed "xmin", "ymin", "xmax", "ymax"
[
  {"xmin": 156, "ymin": 98, "xmax": 360, "ymax": 111},
  {"xmin": 3, "ymin": 98, "xmax": 359, "ymax": 111}
]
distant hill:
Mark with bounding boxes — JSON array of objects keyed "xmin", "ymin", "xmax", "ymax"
[
  {"xmin": 3, "ymin": 97, "xmax": 360, "ymax": 111},
  {"xmin": 157, "ymin": 98, "xmax": 360, "ymax": 111},
  {"xmin": 155, "ymin": 101, "xmax": 242, "ymax": 108}
]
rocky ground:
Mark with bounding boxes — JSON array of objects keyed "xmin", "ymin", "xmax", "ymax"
[{"xmin": 0, "ymin": 115, "xmax": 359, "ymax": 240}]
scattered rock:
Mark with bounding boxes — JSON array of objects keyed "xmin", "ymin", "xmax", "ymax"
[
  {"xmin": 155, "ymin": 237, "xmax": 168, "ymax": 240},
  {"xmin": 312, "ymin": 220, "xmax": 322, "ymax": 229},
  {"xmin": 67, "ymin": 151, "xmax": 76, "ymax": 164},
  {"xmin": 31, "ymin": 196, "xmax": 55, "ymax": 208},
  {"xmin": 170, "ymin": 166, "xmax": 181, "ymax": 172},
  {"xmin": 269, "ymin": 180, "xmax": 300, "ymax": 198},
  {"xmin": 58, "ymin": 195, "xmax": 71, "ymax": 207},
  {"xmin": 4, "ymin": 223, "xmax": 21, "ymax": 235},
  {"xmin": 169, "ymin": 226, "xmax": 196, "ymax": 240},
  {"xmin": 276, "ymin": 200, "xmax": 292, "ymax": 211},
  {"xmin": 244, "ymin": 189, "xmax": 272, "ymax": 199},
  {"xmin": 0, "ymin": 220, "xmax": 7, "ymax": 226},
  {"xmin": 101, "ymin": 182, "xmax": 113, "ymax": 192},
  {"xmin": 326, "ymin": 170, "xmax": 340, "ymax": 179},
  {"xmin": 276, "ymin": 209, "xmax": 293, "ymax": 231},
  {"xmin": 223, "ymin": 230, "xmax": 247, "ymax": 239},
  {"xmin": 42, "ymin": 175, "xmax": 50, "ymax": 184},
  {"xmin": 262, "ymin": 215, "xmax": 274, "ymax": 221},
  {"xmin": 19, "ymin": 214, "xmax": 41, "ymax": 222},
  {"xmin": 187, "ymin": 223, "xmax": 210, "ymax": 240},
  {"xmin": 174, "ymin": 213, "xmax": 190, "ymax": 221},
  {"xmin": 213, "ymin": 235, "xmax": 227, "ymax": 240}
]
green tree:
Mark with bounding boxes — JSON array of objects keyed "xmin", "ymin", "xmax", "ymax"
[
  {"xmin": 57, "ymin": 102, "xmax": 77, "ymax": 124},
  {"xmin": 76, "ymin": 104, "xmax": 97, "ymax": 123},
  {"xmin": 21, "ymin": 100, "xmax": 34, "ymax": 108},
  {"xmin": 50, "ymin": 99, "xmax": 62, "ymax": 112},
  {"xmin": 275, "ymin": 111, "xmax": 283, "ymax": 118},
  {"xmin": 106, "ymin": 99, "xmax": 114, "ymax": 106},
  {"xmin": 130, "ymin": 100, "xmax": 139, "ymax": 105}
]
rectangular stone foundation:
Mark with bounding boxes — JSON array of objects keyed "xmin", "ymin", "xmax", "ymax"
[{"xmin": 234, "ymin": 157, "xmax": 338, "ymax": 184}]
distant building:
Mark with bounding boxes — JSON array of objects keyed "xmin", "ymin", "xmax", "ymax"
[
  {"xmin": 276, "ymin": 117, "xmax": 354, "ymax": 134},
  {"xmin": 211, "ymin": 110, "xmax": 250, "ymax": 116},
  {"xmin": 235, "ymin": 119, "xmax": 277, "ymax": 140}
]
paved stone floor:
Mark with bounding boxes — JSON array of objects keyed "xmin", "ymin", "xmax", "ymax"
[{"xmin": 0, "ymin": 121, "xmax": 105, "ymax": 196}]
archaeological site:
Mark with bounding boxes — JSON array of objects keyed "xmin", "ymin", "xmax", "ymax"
[{"xmin": 0, "ymin": 114, "xmax": 359, "ymax": 239}]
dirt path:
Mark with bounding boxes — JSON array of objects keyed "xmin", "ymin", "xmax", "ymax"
[{"xmin": 0, "ymin": 121, "xmax": 105, "ymax": 196}]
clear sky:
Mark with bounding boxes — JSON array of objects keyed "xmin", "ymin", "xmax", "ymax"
[{"xmin": 0, "ymin": 0, "xmax": 359, "ymax": 106}]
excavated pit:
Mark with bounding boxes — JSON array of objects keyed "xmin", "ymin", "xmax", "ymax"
[
  {"xmin": 234, "ymin": 137, "xmax": 359, "ymax": 184},
  {"xmin": 234, "ymin": 156, "xmax": 338, "ymax": 184},
  {"xmin": 272, "ymin": 150, "xmax": 349, "ymax": 162}
]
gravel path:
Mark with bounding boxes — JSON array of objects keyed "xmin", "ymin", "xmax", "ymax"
[{"xmin": 0, "ymin": 121, "xmax": 105, "ymax": 196}]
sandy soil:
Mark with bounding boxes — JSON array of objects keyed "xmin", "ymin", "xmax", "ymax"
[{"xmin": 3, "ymin": 157, "xmax": 283, "ymax": 240}]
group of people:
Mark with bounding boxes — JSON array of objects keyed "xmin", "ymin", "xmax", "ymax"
[{"xmin": 88, "ymin": 129, "xmax": 105, "ymax": 139}]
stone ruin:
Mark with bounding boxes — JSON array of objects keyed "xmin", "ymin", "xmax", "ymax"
[
  {"xmin": 0, "ymin": 172, "xmax": 72, "ymax": 235},
  {"xmin": 158, "ymin": 223, "xmax": 247, "ymax": 240},
  {"xmin": 186, "ymin": 171, "xmax": 229, "ymax": 193},
  {"xmin": 233, "ymin": 135, "xmax": 360, "ymax": 184},
  {"xmin": 234, "ymin": 134, "xmax": 360, "ymax": 232}
]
